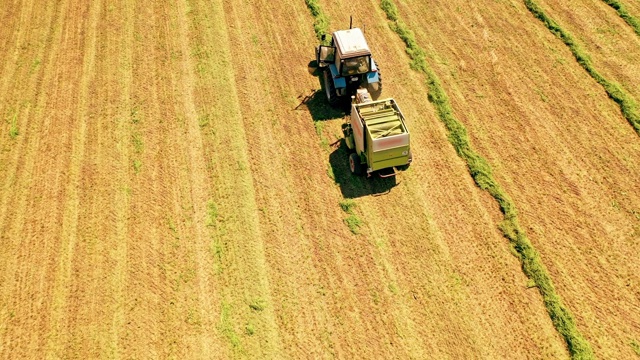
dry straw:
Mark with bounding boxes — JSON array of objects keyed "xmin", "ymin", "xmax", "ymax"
[{"xmin": 380, "ymin": 0, "xmax": 595, "ymax": 358}]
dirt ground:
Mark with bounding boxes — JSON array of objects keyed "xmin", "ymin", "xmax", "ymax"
[{"xmin": 0, "ymin": 0, "xmax": 638, "ymax": 358}]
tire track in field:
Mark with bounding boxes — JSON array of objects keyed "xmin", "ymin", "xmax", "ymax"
[
  {"xmin": 170, "ymin": 0, "xmax": 284, "ymax": 355},
  {"xmin": 524, "ymin": 0, "xmax": 640, "ymax": 136},
  {"xmin": 113, "ymin": 1, "xmax": 186, "ymax": 357},
  {"xmin": 301, "ymin": 4, "xmax": 435, "ymax": 356},
  {"xmin": 379, "ymin": 0, "xmax": 594, "ymax": 358},
  {"xmin": 146, "ymin": 4, "xmax": 215, "ymax": 356},
  {"xmin": 61, "ymin": 13, "xmax": 117, "ymax": 355},
  {"xmin": 44, "ymin": 1, "xmax": 100, "ymax": 356},
  {"xmin": 57, "ymin": 3, "xmax": 126, "ymax": 354},
  {"xmin": 0, "ymin": 0, "xmax": 56, "ymax": 244},
  {"xmin": 0, "ymin": 0, "xmax": 53, "ymax": 223},
  {"xmin": 225, "ymin": 2, "xmax": 424, "ymax": 356},
  {"xmin": 0, "ymin": 1, "xmax": 21, "ymax": 61}
]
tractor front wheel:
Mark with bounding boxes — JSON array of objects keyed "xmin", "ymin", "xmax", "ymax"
[
  {"xmin": 370, "ymin": 61, "xmax": 383, "ymax": 100},
  {"xmin": 349, "ymin": 153, "xmax": 363, "ymax": 175}
]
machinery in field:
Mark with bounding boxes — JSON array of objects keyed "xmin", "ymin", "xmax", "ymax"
[
  {"xmin": 315, "ymin": 21, "xmax": 411, "ymax": 176},
  {"xmin": 343, "ymin": 89, "xmax": 412, "ymax": 176},
  {"xmin": 316, "ymin": 26, "xmax": 382, "ymax": 105}
]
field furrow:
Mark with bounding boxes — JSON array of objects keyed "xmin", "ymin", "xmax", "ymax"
[
  {"xmin": 391, "ymin": 0, "xmax": 640, "ymax": 357},
  {"xmin": 380, "ymin": 0, "xmax": 593, "ymax": 356},
  {"xmin": 44, "ymin": 0, "xmax": 99, "ymax": 356},
  {"xmin": 179, "ymin": 0, "xmax": 287, "ymax": 356},
  {"xmin": 1, "ymin": 0, "xmax": 639, "ymax": 357},
  {"xmin": 0, "ymin": 0, "xmax": 85, "ymax": 357},
  {"xmin": 525, "ymin": 0, "xmax": 640, "ymax": 135},
  {"xmin": 304, "ymin": 0, "xmax": 570, "ymax": 357},
  {"xmin": 600, "ymin": 0, "xmax": 640, "ymax": 37}
]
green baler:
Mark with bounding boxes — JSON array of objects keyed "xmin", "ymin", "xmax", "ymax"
[{"xmin": 343, "ymin": 89, "xmax": 412, "ymax": 176}]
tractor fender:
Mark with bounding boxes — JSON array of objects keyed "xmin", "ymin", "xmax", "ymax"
[
  {"xmin": 367, "ymin": 72, "xmax": 380, "ymax": 84},
  {"xmin": 367, "ymin": 59, "xmax": 380, "ymax": 84},
  {"xmin": 328, "ymin": 64, "xmax": 347, "ymax": 89}
]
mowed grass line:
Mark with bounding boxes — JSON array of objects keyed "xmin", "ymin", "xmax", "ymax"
[
  {"xmin": 600, "ymin": 0, "xmax": 640, "ymax": 37},
  {"xmin": 379, "ymin": 0, "xmax": 594, "ymax": 358},
  {"xmin": 304, "ymin": 0, "xmax": 330, "ymax": 44},
  {"xmin": 524, "ymin": 0, "xmax": 640, "ymax": 136},
  {"xmin": 182, "ymin": 0, "xmax": 286, "ymax": 356}
]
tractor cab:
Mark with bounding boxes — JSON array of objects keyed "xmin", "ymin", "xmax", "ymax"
[{"xmin": 316, "ymin": 28, "xmax": 381, "ymax": 105}]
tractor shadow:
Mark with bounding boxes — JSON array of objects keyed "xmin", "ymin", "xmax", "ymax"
[
  {"xmin": 329, "ymin": 139, "xmax": 398, "ymax": 199},
  {"xmin": 297, "ymin": 60, "xmax": 348, "ymax": 121},
  {"xmin": 297, "ymin": 89, "xmax": 346, "ymax": 121},
  {"xmin": 302, "ymin": 60, "xmax": 397, "ymax": 198}
]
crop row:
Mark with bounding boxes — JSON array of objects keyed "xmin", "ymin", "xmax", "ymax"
[
  {"xmin": 304, "ymin": 0, "xmax": 331, "ymax": 44},
  {"xmin": 378, "ymin": 1, "xmax": 594, "ymax": 358},
  {"xmin": 601, "ymin": 0, "xmax": 640, "ymax": 37},
  {"xmin": 525, "ymin": 0, "xmax": 640, "ymax": 136},
  {"xmin": 304, "ymin": 0, "xmax": 594, "ymax": 357}
]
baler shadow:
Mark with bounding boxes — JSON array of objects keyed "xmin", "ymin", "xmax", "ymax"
[{"xmin": 329, "ymin": 139, "xmax": 398, "ymax": 199}]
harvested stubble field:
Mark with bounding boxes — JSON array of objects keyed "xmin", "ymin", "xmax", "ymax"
[{"xmin": 0, "ymin": 0, "xmax": 638, "ymax": 358}]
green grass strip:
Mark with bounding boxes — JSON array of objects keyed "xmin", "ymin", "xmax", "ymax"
[
  {"xmin": 525, "ymin": 0, "xmax": 640, "ymax": 136},
  {"xmin": 380, "ymin": 0, "xmax": 594, "ymax": 358},
  {"xmin": 304, "ymin": 0, "xmax": 331, "ymax": 45},
  {"xmin": 631, "ymin": 339, "xmax": 640, "ymax": 355},
  {"xmin": 601, "ymin": 0, "xmax": 640, "ymax": 38}
]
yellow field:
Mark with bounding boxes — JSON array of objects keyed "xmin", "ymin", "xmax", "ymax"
[{"xmin": 0, "ymin": 0, "xmax": 639, "ymax": 358}]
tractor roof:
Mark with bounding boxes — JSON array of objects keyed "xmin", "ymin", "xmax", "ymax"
[{"xmin": 333, "ymin": 28, "xmax": 371, "ymax": 58}]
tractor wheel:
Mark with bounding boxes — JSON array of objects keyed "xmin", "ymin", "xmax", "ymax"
[
  {"xmin": 349, "ymin": 153, "xmax": 363, "ymax": 175},
  {"xmin": 370, "ymin": 61, "xmax": 383, "ymax": 100},
  {"xmin": 323, "ymin": 68, "xmax": 339, "ymax": 106}
]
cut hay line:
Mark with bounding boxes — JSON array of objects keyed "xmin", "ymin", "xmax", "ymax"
[
  {"xmin": 525, "ymin": 0, "xmax": 640, "ymax": 136},
  {"xmin": 380, "ymin": 0, "xmax": 594, "ymax": 358},
  {"xmin": 631, "ymin": 339, "xmax": 640, "ymax": 355},
  {"xmin": 8, "ymin": 111, "xmax": 18, "ymax": 139},
  {"xmin": 304, "ymin": 0, "xmax": 331, "ymax": 44},
  {"xmin": 601, "ymin": 0, "xmax": 640, "ymax": 38},
  {"xmin": 183, "ymin": 0, "xmax": 285, "ymax": 356}
]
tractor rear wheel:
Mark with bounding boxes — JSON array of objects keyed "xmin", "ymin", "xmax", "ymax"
[
  {"xmin": 369, "ymin": 61, "xmax": 383, "ymax": 100},
  {"xmin": 323, "ymin": 68, "xmax": 339, "ymax": 106},
  {"xmin": 349, "ymin": 153, "xmax": 363, "ymax": 175}
]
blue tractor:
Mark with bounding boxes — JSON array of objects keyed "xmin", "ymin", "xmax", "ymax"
[{"xmin": 316, "ymin": 27, "xmax": 382, "ymax": 106}]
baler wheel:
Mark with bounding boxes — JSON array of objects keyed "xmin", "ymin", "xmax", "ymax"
[{"xmin": 349, "ymin": 153, "xmax": 363, "ymax": 175}]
